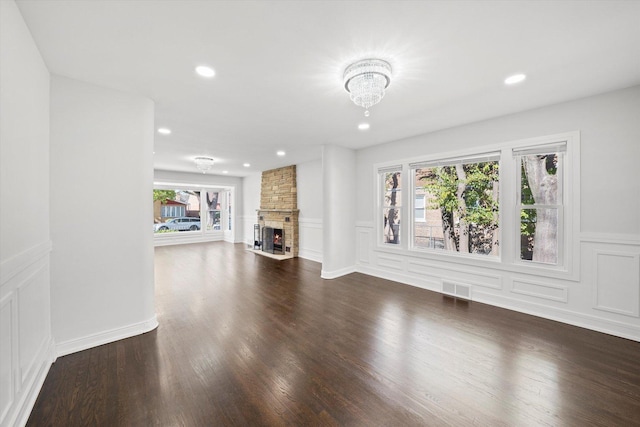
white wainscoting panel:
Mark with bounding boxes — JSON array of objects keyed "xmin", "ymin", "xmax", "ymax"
[
  {"xmin": 356, "ymin": 222, "xmax": 373, "ymax": 265},
  {"xmin": 511, "ymin": 278, "xmax": 568, "ymax": 303},
  {"xmin": 354, "ymin": 224, "xmax": 640, "ymax": 341},
  {"xmin": 408, "ymin": 259, "xmax": 502, "ymax": 290},
  {"xmin": 0, "ymin": 294, "xmax": 15, "ymax": 426},
  {"xmin": 0, "ymin": 241, "xmax": 54, "ymax": 427},
  {"xmin": 299, "ymin": 218, "xmax": 322, "ymax": 263},
  {"xmin": 593, "ymin": 250, "xmax": 640, "ymax": 317}
]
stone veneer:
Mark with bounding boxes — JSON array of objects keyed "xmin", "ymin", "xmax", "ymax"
[{"xmin": 257, "ymin": 165, "xmax": 299, "ymax": 257}]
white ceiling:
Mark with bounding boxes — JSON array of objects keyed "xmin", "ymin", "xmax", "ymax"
[{"xmin": 16, "ymin": 0, "xmax": 640, "ymax": 177}]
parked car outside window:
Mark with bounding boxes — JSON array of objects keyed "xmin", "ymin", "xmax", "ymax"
[{"xmin": 154, "ymin": 217, "xmax": 201, "ymax": 232}]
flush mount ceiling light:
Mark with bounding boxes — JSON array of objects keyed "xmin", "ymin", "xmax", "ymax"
[
  {"xmin": 157, "ymin": 127, "xmax": 171, "ymax": 135},
  {"xmin": 358, "ymin": 123, "xmax": 370, "ymax": 130},
  {"xmin": 195, "ymin": 65, "xmax": 215, "ymax": 78},
  {"xmin": 505, "ymin": 73, "xmax": 526, "ymax": 85},
  {"xmin": 194, "ymin": 156, "xmax": 214, "ymax": 173},
  {"xmin": 343, "ymin": 59, "xmax": 392, "ymax": 117},
  {"xmin": 276, "ymin": 150, "xmax": 286, "ymax": 156}
]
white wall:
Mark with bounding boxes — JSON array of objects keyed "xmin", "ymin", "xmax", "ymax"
[
  {"xmin": 153, "ymin": 170, "xmax": 244, "ymax": 245},
  {"xmin": 50, "ymin": 76, "xmax": 157, "ymax": 356},
  {"xmin": 0, "ymin": 2, "xmax": 54, "ymax": 426},
  {"xmin": 297, "ymin": 159, "xmax": 323, "ymax": 262},
  {"xmin": 354, "ymin": 86, "xmax": 640, "ymax": 341},
  {"xmin": 322, "ymin": 145, "xmax": 356, "ymax": 278},
  {"xmin": 242, "ymin": 172, "xmax": 261, "ymax": 246}
]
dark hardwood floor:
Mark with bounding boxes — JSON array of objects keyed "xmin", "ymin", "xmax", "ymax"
[{"xmin": 28, "ymin": 242, "xmax": 640, "ymax": 426}]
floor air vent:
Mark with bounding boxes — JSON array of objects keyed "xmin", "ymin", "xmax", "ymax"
[{"xmin": 442, "ymin": 281, "xmax": 471, "ymax": 300}]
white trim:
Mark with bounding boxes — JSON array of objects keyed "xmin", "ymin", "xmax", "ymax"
[
  {"xmin": 0, "ymin": 240, "xmax": 52, "ymax": 287},
  {"xmin": 321, "ymin": 265, "xmax": 356, "ymax": 279},
  {"xmin": 372, "ymin": 131, "xmax": 580, "ymax": 282},
  {"xmin": 56, "ymin": 316, "xmax": 159, "ymax": 357},
  {"xmin": 299, "ymin": 249, "xmax": 322, "ymax": 263},
  {"xmin": 5, "ymin": 338, "xmax": 54, "ymax": 427},
  {"xmin": 580, "ymin": 232, "xmax": 640, "ymax": 246},
  {"xmin": 472, "ymin": 290, "xmax": 640, "ymax": 342}
]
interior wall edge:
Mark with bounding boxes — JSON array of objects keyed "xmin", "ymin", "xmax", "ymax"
[{"xmin": 55, "ymin": 315, "xmax": 158, "ymax": 358}]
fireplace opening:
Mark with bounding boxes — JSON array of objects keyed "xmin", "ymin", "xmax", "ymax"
[{"xmin": 262, "ymin": 226, "xmax": 285, "ymax": 255}]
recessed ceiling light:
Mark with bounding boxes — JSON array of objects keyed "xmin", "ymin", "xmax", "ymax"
[
  {"xmin": 277, "ymin": 150, "xmax": 286, "ymax": 156},
  {"xmin": 358, "ymin": 123, "xmax": 370, "ymax": 130},
  {"xmin": 243, "ymin": 163, "xmax": 250, "ymax": 167},
  {"xmin": 504, "ymin": 73, "xmax": 526, "ymax": 85},
  {"xmin": 157, "ymin": 128, "xmax": 171, "ymax": 135},
  {"xmin": 195, "ymin": 66, "xmax": 215, "ymax": 78},
  {"xmin": 222, "ymin": 170, "xmax": 229, "ymax": 174}
]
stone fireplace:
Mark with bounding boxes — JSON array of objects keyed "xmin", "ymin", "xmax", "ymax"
[{"xmin": 256, "ymin": 165, "xmax": 299, "ymax": 257}]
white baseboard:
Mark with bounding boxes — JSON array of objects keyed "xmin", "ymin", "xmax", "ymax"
[
  {"xmin": 7, "ymin": 338, "xmax": 55, "ymax": 427},
  {"xmin": 321, "ymin": 265, "xmax": 356, "ymax": 279},
  {"xmin": 56, "ymin": 316, "xmax": 159, "ymax": 358},
  {"xmin": 298, "ymin": 248, "xmax": 322, "ymax": 263}
]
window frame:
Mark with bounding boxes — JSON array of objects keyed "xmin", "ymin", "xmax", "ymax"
[
  {"xmin": 153, "ymin": 183, "xmax": 235, "ymax": 242},
  {"xmin": 373, "ymin": 131, "xmax": 580, "ymax": 280}
]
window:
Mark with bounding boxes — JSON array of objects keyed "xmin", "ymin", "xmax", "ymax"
[
  {"xmin": 411, "ymin": 153, "xmax": 500, "ymax": 256},
  {"xmin": 380, "ymin": 168, "xmax": 401, "ymax": 245},
  {"xmin": 515, "ymin": 143, "xmax": 565, "ymax": 265},
  {"xmin": 414, "ymin": 195, "xmax": 426, "ymax": 222},
  {"xmin": 153, "ymin": 189, "xmax": 201, "ymax": 233},
  {"xmin": 375, "ymin": 132, "xmax": 577, "ymax": 275},
  {"xmin": 226, "ymin": 190, "xmax": 232, "ymax": 231},
  {"xmin": 206, "ymin": 191, "xmax": 221, "ymax": 231}
]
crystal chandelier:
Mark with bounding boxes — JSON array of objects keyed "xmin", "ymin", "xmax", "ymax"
[
  {"xmin": 194, "ymin": 156, "xmax": 214, "ymax": 173},
  {"xmin": 343, "ymin": 59, "xmax": 392, "ymax": 117}
]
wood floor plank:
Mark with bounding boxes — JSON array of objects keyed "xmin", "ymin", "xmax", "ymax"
[{"xmin": 27, "ymin": 242, "xmax": 640, "ymax": 426}]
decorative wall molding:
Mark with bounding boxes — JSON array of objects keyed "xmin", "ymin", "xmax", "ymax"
[
  {"xmin": 355, "ymin": 224, "xmax": 640, "ymax": 342},
  {"xmin": 298, "ymin": 217, "xmax": 322, "ymax": 263},
  {"xmin": 56, "ymin": 316, "xmax": 159, "ymax": 358},
  {"xmin": 593, "ymin": 250, "xmax": 640, "ymax": 317},
  {"xmin": 580, "ymin": 232, "xmax": 640, "ymax": 246},
  {"xmin": 511, "ymin": 278, "xmax": 568, "ymax": 303},
  {"xmin": 0, "ymin": 240, "xmax": 52, "ymax": 287},
  {"xmin": 472, "ymin": 289, "xmax": 640, "ymax": 342},
  {"xmin": 153, "ymin": 234, "xmax": 224, "ymax": 247},
  {"xmin": 407, "ymin": 259, "xmax": 503, "ymax": 290},
  {"xmin": 0, "ymin": 243, "xmax": 54, "ymax": 427}
]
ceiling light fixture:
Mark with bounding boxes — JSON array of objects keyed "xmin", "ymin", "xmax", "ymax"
[
  {"xmin": 277, "ymin": 150, "xmax": 286, "ymax": 156},
  {"xmin": 505, "ymin": 73, "xmax": 526, "ymax": 85},
  {"xmin": 243, "ymin": 163, "xmax": 250, "ymax": 167},
  {"xmin": 157, "ymin": 128, "xmax": 171, "ymax": 135},
  {"xmin": 344, "ymin": 59, "xmax": 392, "ymax": 117},
  {"xmin": 358, "ymin": 123, "xmax": 370, "ymax": 130},
  {"xmin": 194, "ymin": 156, "xmax": 214, "ymax": 173},
  {"xmin": 195, "ymin": 66, "xmax": 215, "ymax": 78}
]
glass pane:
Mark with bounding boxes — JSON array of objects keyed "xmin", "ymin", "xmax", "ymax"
[
  {"xmin": 383, "ymin": 208, "xmax": 400, "ymax": 244},
  {"xmin": 206, "ymin": 191, "xmax": 220, "ymax": 231},
  {"xmin": 520, "ymin": 208, "xmax": 557, "ymax": 264},
  {"xmin": 227, "ymin": 191, "xmax": 232, "ymax": 231},
  {"xmin": 413, "ymin": 162, "xmax": 499, "ymax": 256},
  {"xmin": 520, "ymin": 153, "xmax": 560, "ymax": 205},
  {"xmin": 153, "ymin": 189, "xmax": 200, "ymax": 233},
  {"xmin": 383, "ymin": 171, "xmax": 402, "ymax": 207}
]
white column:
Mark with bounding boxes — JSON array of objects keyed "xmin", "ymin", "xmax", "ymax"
[{"xmin": 321, "ymin": 145, "xmax": 357, "ymax": 278}]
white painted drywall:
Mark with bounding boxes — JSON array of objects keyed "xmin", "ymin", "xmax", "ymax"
[
  {"xmin": 50, "ymin": 76, "xmax": 157, "ymax": 355},
  {"xmin": 0, "ymin": 2, "xmax": 53, "ymax": 426},
  {"xmin": 242, "ymin": 172, "xmax": 261, "ymax": 245},
  {"xmin": 322, "ymin": 145, "xmax": 356, "ymax": 277},
  {"xmin": 297, "ymin": 159, "xmax": 323, "ymax": 262},
  {"xmin": 356, "ymin": 86, "xmax": 640, "ymax": 235}
]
